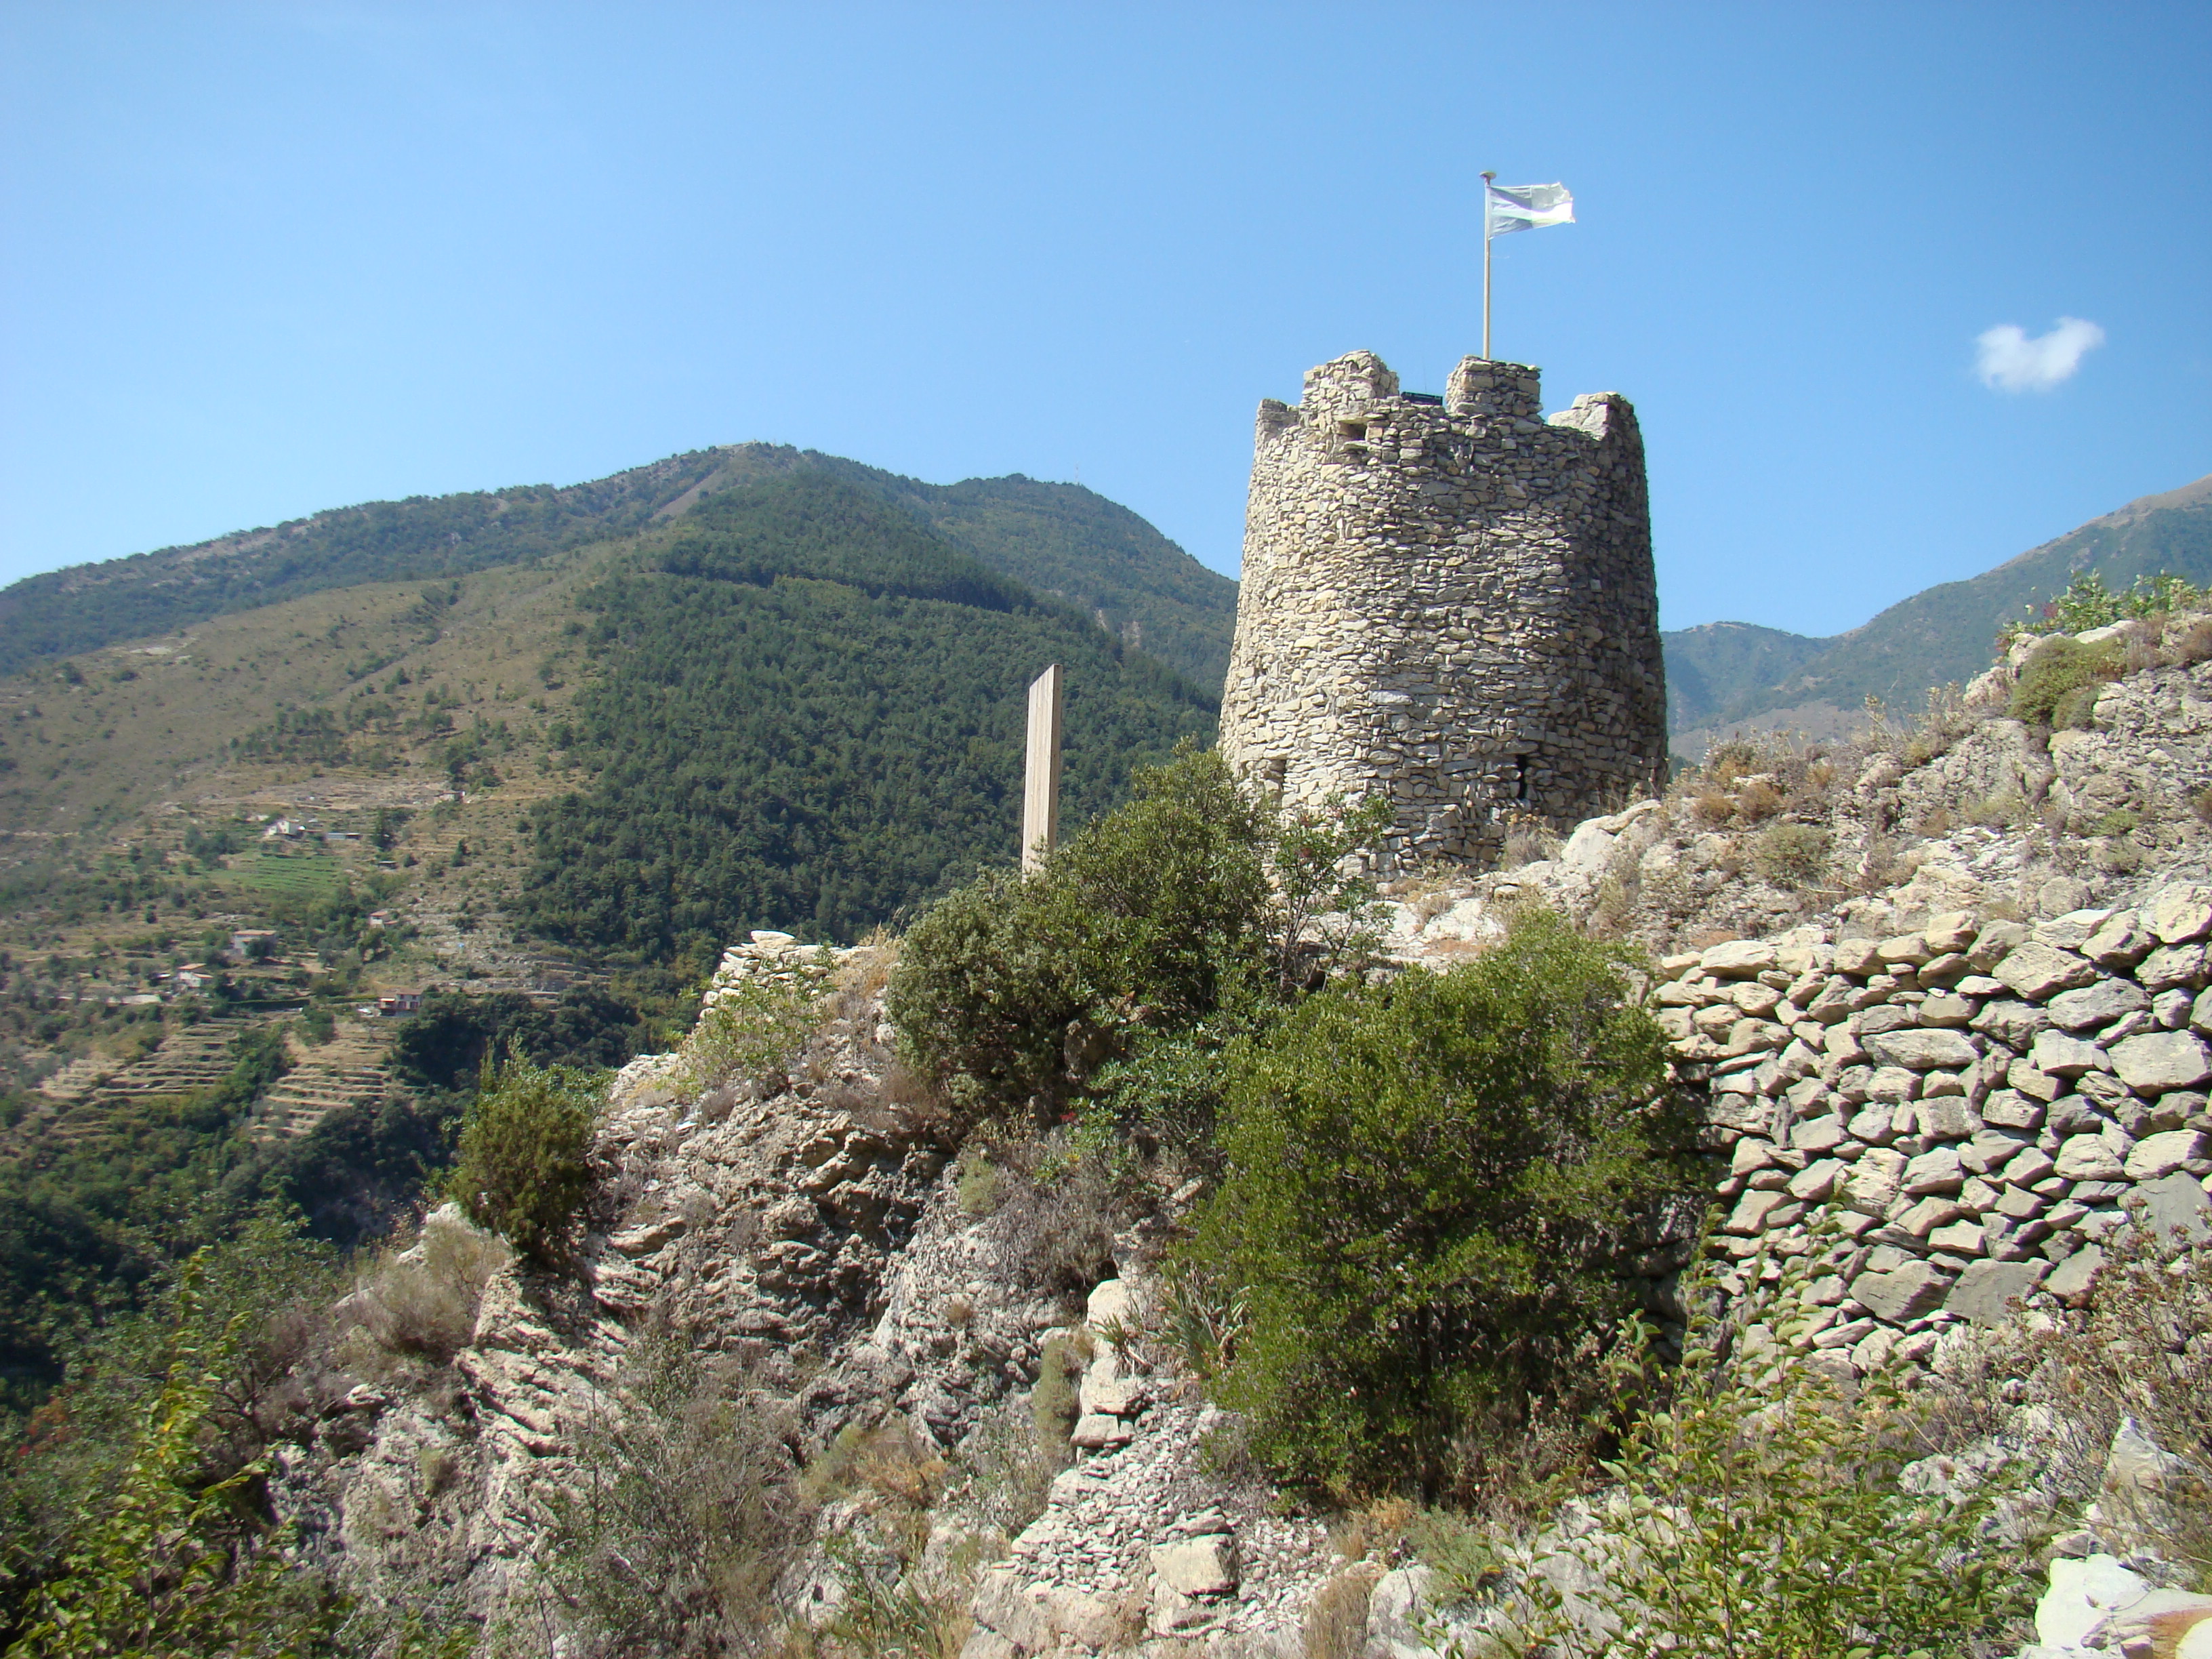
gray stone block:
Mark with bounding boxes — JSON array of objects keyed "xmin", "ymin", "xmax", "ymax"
[{"xmin": 1850, "ymin": 1261, "xmax": 1952, "ymax": 1324}]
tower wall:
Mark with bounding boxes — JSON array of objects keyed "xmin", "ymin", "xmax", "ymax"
[{"xmin": 1218, "ymin": 350, "xmax": 1666, "ymax": 867}]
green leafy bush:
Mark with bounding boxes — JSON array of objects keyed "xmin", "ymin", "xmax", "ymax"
[
  {"xmin": 2020, "ymin": 569, "xmax": 2205, "ymax": 637},
  {"xmin": 2009, "ymin": 636, "xmax": 2125, "ymax": 726},
  {"xmin": 1186, "ymin": 910, "xmax": 1695, "ymax": 1498},
  {"xmin": 677, "ymin": 970, "xmax": 824, "ymax": 1094},
  {"xmin": 445, "ymin": 1059, "xmax": 601, "ymax": 1267},
  {"xmin": 5, "ymin": 1255, "xmax": 343, "ymax": 1658},
  {"xmin": 1506, "ymin": 1243, "xmax": 2036, "ymax": 1659},
  {"xmin": 886, "ymin": 744, "xmax": 1386, "ymax": 1118}
]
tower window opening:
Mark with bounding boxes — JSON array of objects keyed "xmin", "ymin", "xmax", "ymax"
[
  {"xmin": 1512, "ymin": 754, "xmax": 1531, "ymax": 802},
  {"xmin": 1336, "ymin": 420, "xmax": 1368, "ymax": 442}
]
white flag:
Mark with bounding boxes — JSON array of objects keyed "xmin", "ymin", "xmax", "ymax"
[{"xmin": 1486, "ymin": 181, "xmax": 1575, "ymax": 237}]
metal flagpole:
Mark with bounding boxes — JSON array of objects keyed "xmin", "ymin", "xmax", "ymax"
[{"xmin": 1480, "ymin": 171, "xmax": 1496, "ymax": 359}]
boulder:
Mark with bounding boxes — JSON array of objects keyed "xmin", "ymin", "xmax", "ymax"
[
  {"xmin": 2148, "ymin": 883, "xmax": 2212, "ymax": 945},
  {"xmin": 1151, "ymin": 1533, "xmax": 1238, "ymax": 1597},
  {"xmin": 2031, "ymin": 1030, "xmax": 2110, "ymax": 1078},
  {"xmin": 2123, "ymin": 1128, "xmax": 2209, "ymax": 1182},
  {"xmin": 2055, "ymin": 1134, "xmax": 2127, "ymax": 1181},
  {"xmin": 1902, "ymin": 1147, "xmax": 1967, "ymax": 1195},
  {"xmin": 1700, "ymin": 940, "xmax": 1779, "ymax": 979},
  {"xmin": 2110, "ymin": 1031, "xmax": 2212, "ymax": 1093},
  {"xmin": 2046, "ymin": 1243, "xmax": 2105, "ymax": 1304},
  {"xmin": 2138, "ymin": 1169, "xmax": 2212, "ymax": 1242},
  {"xmin": 2046, "ymin": 978, "xmax": 2151, "ymax": 1032}
]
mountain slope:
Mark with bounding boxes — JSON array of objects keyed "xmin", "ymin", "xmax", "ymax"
[
  {"xmin": 519, "ymin": 472, "xmax": 1216, "ymax": 958},
  {"xmin": 1661, "ymin": 621, "xmax": 1832, "ymax": 733},
  {"xmin": 1677, "ymin": 474, "xmax": 2212, "ymax": 746},
  {"xmin": 0, "ymin": 443, "xmax": 1240, "ymax": 694}
]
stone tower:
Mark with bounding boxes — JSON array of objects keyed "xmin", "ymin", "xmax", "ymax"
[{"xmin": 1218, "ymin": 350, "xmax": 1665, "ymax": 867}]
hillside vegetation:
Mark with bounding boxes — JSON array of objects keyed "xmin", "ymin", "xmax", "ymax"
[{"xmin": 518, "ymin": 473, "xmax": 1216, "ymax": 964}]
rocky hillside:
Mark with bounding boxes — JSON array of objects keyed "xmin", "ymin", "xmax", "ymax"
[{"xmin": 192, "ymin": 605, "xmax": 2212, "ymax": 1658}]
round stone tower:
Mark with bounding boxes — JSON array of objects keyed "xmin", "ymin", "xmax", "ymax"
[{"xmin": 1218, "ymin": 350, "xmax": 1666, "ymax": 867}]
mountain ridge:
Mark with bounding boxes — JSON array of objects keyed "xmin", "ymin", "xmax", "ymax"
[
  {"xmin": 1666, "ymin": 471, "xmax": 2212, "ymax": 752},
  {"xmin": 0, "ymin": 443, "xmax": 1239, "ymax": 695}
]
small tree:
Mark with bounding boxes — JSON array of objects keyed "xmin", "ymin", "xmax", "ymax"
[
  {"xmin": 1187, "ymin": 909, "xmax": 1696, "ymax": 1498},
  {"xmin": 446, "ymin": 1057, "xmax": 600, "ymax": 1267},
  {"xmin": 886, "ymin": 743, "xmax": 1386, "ymax": 1118}
]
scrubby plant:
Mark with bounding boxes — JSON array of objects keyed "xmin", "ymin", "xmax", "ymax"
[
  {"xmin": 347, "ymin": 1209, "xmax": 512, "ymax": 1364},
  {"xmin": 1490, "ymin": 1248, "xmax": 2039, "ymax": 1658},
  {"xmin": 1749, "ymin": 821, "xmax": 1830, "ymax": 889},
  {"xmin": 887, "ymin": 743, "xmax": 1387, "ymax": 1120},
  {"xmin": 445, "ymin": 1057, "xmax": 601, "ymax": 1267},
  {"xmin": 540, "ymin": 1332, "xmax": 812, "ymax": 1658},
  {"xmin": 1185, "ymin": 909, "xmax": 1698, "ymax": 1499},
  {"xmin": 2009, "ymin": 569, "xmax": 2207, "ymax": 641},
  {"xmin": 1029, "ymin": 1332, "xmax": 1089, "ymax": 1454},
  {"xmin": 2009, "ymin": 636, "xmax": 2125, "ymax": 726},
  {"xmin": 678, "ymin": 968, "xmax": 825, "ymax": 1095}
]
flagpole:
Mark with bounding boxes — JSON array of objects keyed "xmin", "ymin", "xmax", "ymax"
[{"xmin": 1480, "ymin": 170, "xmax": 1496, "ymax": 359}]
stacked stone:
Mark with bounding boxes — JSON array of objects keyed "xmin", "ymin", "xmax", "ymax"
[
  {"xmin": 699, "ymin": 928, "xmax": 843, "ymax": 1007},
  {"xmin": 1217, "ymin": 350, "xmax": 1666, "ymax": 868},
  {"xmin": 1659, "ymin": 886, "xmax": 2212, "ymax": 1374},
  {"xmin": 962, "ymin": 1282, "xmax": 1332, "ymax": 1656}
]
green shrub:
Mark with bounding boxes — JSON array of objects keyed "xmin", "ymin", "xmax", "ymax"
[
  {"xmin": 5, "ymin": 1256, "xmax": 344, "ymax": 1658},
  {"xmin": 677, "ymin": 969, "xmax": 824, "ymax": 1094},
  {"xmin": 2019, "ymin": 568, "xmax": 2205, "ymax": 637},
  {"xmin": 541, "ymin": 1332, "xmax": 811, "ymax": 1657},
  {"xmin": 886, "ymin": 743, "xmax": 1387, "ymax": 1118},
  {"xmin": 1748, "ymin": 821, "xmax": 1830, "ymax": 889},
  {"xmin": 445, "ymin": 1058, "xmax": 601, "ymax": 1267},
  {"xmin": 1186, "ymin": 909, "xmax": 1696, "ymax": 1498},
  {"xmin": 954, "ymin": 1148, "xmax": 1002, "ymax": 1216},
  {"xmin": 1030, "ymin": 1332, "xmax": 1090, "ymax": 1454},
  {"xmin": 1509, "ymin": 1244, "xmax": 2036, "ymax": 1658},
  {"xmin": 2009, "ymin": 636, "xmax": 2124, "ymax": 726}
]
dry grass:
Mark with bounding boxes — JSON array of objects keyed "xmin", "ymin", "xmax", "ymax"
[{"xmin": 344, "ymin": 1208, "xmax": 512, "ymax": 1367}]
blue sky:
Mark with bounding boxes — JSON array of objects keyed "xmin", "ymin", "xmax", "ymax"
[{"xmin": 3, "ymin": 3, "xmax": 2207, "ymax": 638}]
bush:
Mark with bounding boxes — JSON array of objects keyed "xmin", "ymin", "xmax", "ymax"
[
  {"xmin": 1511, "ymin": 1244, "xmax": 2036, "ymax": 1658},
  {"xmin": 1186, "ymin": 910, "xmax": 1696, "ymax": 1498},
  {"xmin": 2009, "ymin": 636, "xmax": 2125, "ymax": 726},
  {"xmin": 1749, "ymin": 821, "xmax": 1830, "ymax": 889},
  {"xmin": 678, "ymin": 970, "xmax": 824, "ymax": 1095},
  {"xmin": 887, "ymin": 744, "xmax": 1387, "ymax": 1118},
  {"xmin": 445, "ymin": 1058, "xmax": 601, "ymax": 1267},
  {"xmin": 541, "ymin": 1332, "xmax": 812, "ymax": 1658},
  {"xmin": 348, "ymin": 1208, "xmax": 512, "ymax": 1364}
]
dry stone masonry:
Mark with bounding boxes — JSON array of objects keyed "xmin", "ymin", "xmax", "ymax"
[
  {"xmin": 1218, "ymin": 351, "xmax": 1666, "ymax": 867},
  {"xmin": 1658, "ymin": 888, "xmax": 2212, "ymax": 1369}
]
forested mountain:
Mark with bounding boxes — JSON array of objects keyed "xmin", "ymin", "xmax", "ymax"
[
  {"xmin": 0, "ymin": 442, "xmax": 1238, "ymax": 693},
  {"xmin": 518, "ymin": 473, "xmax": 1216, "ymax": 958},
  {"xmin": 1666, "ymin": 472, "xmax": 2212, "ymax": 748},
  {"xmin": 1660, "ymin": 621, "xmax": 1832, "ymax": 733}
]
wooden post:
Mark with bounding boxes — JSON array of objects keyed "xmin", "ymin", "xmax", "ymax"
[{"xmin": 1021, "ymin": 664, "xmax": 1063, "ymax": 874}]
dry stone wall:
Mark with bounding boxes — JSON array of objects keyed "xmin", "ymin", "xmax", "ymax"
[
  {"xmin": 1218, "ymin": 350, "xmax": 1666, "ymax": 867},
  {"xmin": 1659, "ymin": 889, "xmax": 2212, "ymax": 1368}
]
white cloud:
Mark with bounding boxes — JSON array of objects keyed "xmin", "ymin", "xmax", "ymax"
[{"xmin": 1975, "ymin": 316, "xmax": 2106, "ymax": 392}]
